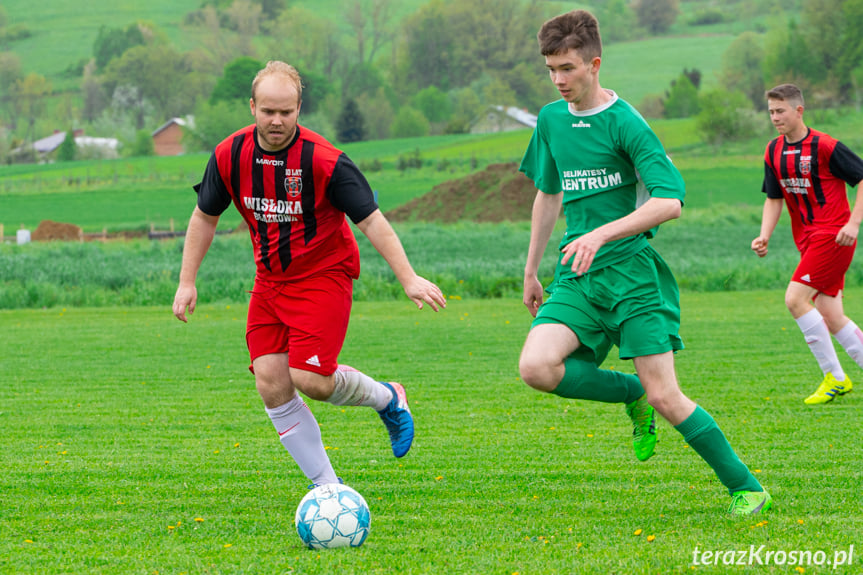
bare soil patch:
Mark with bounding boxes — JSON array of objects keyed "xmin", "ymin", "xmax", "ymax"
[{"xmin": 386, "ymin": 163, "xmax": 537, "ymax": 223}]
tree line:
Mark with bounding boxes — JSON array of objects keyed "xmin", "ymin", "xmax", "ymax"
[{"xmin": 1, "ymin": 0, "xmax": 859, "ymax": 163}]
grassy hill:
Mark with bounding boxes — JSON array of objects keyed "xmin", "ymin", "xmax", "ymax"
[
  {"xmin": 3, "ymin": 0, "xmax": 774, "ymax": 105},
  {"xmin": 6, "ymin": 103, "xmax": 863, "ymax": 235},
  {"xmin": 3, "ymin": 0, "xmax": 201, "ymax": 89}
]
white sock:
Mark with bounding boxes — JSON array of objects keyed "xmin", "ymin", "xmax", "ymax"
[
  {"xmin": 835, "ymin": 320, "xmax": 863, "ymax": 371},
  {"xmin": 796, "ymin": 309, "xmax": 845, "ymax": 380},
  {"xmin": 265, "ymin": 395, "xmax": 338, "ymax": 486},
  {"xmin": 326, "ymin": 365, "xmax": 393, "ymax": 411}
]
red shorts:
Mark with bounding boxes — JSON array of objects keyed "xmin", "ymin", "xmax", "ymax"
[
  {"xmin": 792, "ymin": 231, "xmax": 856, "ymax": 297},
  {"xmin": 245, "ymin": 272, "xmax": 353, "ymax": 376}
]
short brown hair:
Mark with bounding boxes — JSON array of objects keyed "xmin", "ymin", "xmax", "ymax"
[
  {"xmin": 537, "ymin": 10, "xmax": 602, "ymax": 60},
  {"xmin": 765, "ymin": 83, "xmax": 804, "ymax": 107},
  {"xmin": 251, "ymin": 60, "xmax": 303, "ymax": 102}
]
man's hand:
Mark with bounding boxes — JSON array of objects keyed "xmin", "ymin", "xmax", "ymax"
[
  {"xmin": 751, "ymin": 236, "xmax": 769, "ymax": 257},
  {"xmin": 403, "ymin": 275, "xmax": 446, "ymax": 311},
  {"xmin": 173, "ymin": 284, "xmax": 198, "ymax": 323},
  {"xmin": 523, "ymin": 276, "xmax": 544, "ymax": 318},
  {"xmin": 561, "ymin": 228, "xmax": 606, "ymax": 276},
  {"xmin": 836, "ymin": 222, "xmax": 860, "ymax": 246}
]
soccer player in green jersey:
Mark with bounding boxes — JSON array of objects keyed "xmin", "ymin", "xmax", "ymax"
[{"xmin": 517, "ymin": 9, "xmax": 771, "ymax": 515}]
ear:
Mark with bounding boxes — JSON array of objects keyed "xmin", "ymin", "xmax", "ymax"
[
  {"xmin": 590, "ymin": 56, "xmax": 602, "ymax": 73},
  {"xmin": 249, "ymin": 98, "xmax": 256, "ymax": 117}
]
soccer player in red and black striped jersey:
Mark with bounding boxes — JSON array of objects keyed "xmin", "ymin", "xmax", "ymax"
[
  {"xmin": 752, "ymin": 83, "xmax": 863, "ymax": 404},
  {"xmin": 173, "ymin": 61, "xmax": 446, "ymax": 488}
]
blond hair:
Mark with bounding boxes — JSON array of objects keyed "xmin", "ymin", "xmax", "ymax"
[{"xmin": 251, "ymin": 60, "xmax": 303, "ymax": 102}]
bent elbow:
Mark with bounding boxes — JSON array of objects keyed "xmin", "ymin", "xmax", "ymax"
[{"xmin": 667, "ymin": 200, "xmax": 682, "ymax": 221}]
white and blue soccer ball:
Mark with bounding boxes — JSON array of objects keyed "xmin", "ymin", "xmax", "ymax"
[{"xmin": 295, "ymin": 483, "xmax": 371, "ymax": 549}]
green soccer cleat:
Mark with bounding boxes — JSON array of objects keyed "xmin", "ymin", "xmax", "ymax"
[
  {"xmin": 804, "ymin": 373, "xmax": 853, "ymax": 405},
  {"xmin": 625, "ymin": 394, "xmax": 657, "ymax": 462},
  {"xmin": 728, "ymin": 490, "xmax": 773, "ymax": 516}
]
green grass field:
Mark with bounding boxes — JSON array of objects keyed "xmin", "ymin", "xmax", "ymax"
[{"xmin": 2, "ymin": 293, "xmax": 862, "ymax": 574}]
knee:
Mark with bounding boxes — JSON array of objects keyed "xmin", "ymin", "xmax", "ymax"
[
  {"xmin": 644, "ymin": 387, "xmax": 677, "ymax": 418},
  {"xmin": 519, "ymin": 356, "xmax": 558, "ymax": 392},
  {"xmin": 255, "ymin": 375, "xmax": 295, "ymax": 408},
  {"xmin": 291, "ymin": 370, "xmax": 335, "ymax": 402},
  {"xmin": 784, "ymin": 291, "xmax": 811, "ymax": 318}
]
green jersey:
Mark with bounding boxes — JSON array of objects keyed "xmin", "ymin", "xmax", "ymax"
[{"xmin": 519, "ymin": 92, "xmax": 685, "ymax": 280}]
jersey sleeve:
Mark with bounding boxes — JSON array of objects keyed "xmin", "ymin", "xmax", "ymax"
[
  {"xmin": 194, "ymin": 153, "xmax": 233, "ymax": 216},
  {"xmin": 829, "ymin": 141, "xmax": 863, "ymax": 187},
  {"xmin": 519, "ymin": 114, "xmax": 560, "ymax": 195},
  {"xmin": 327, "ymin": 154, "xmax": 379, "ymax": 224},
  {"xmin": 762, "ymin": 161, "xmax": 783, "ymax": 199},
  {"xmin": 621, "ymin": 115, "xmax": 685, "ymax": 205}
]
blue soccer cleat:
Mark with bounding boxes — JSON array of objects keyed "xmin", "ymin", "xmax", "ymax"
[{"xmin": 377, "ymin": 382, "xmax": 414, "ymax": 458}]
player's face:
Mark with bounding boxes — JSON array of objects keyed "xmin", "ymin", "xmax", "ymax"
[
  {"xmin": 250, "ymin": 76, "xmax": 302, "ymax": 152},
  {"xmin": 767, "ymin": 98, "xmax": 804, "ymax": 138},
  {"xmin": 545, "ymin": 49, "xmax": 600, "ymax": 109}
]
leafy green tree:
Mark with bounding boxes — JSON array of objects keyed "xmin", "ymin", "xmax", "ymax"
[
  {"xmin": 634, "ymin": 0, "xmax": 679, "ymax": 35},
  {"xmin": 399, "ymin": 0, "xmax": 453, "ymax": 92},
  {"xmin": 696, "ymin": 89, "xmax": 765, "ymax": 145},
  {"xmin": 763, "ymin": 18, "xmax": 818, "ymax": 92},
  {"xmin": 130, "ymin": 129, "xmax": 154, "ymax": 157},
  {"xmin": 801, "ymin": 0, "xmax": 842, "ymax": 80},
  {"xmin": 93, "ymin": 23, "xmax": 145, "ymax": 71},
  {"xmin": 188, "ymin": 99, "xmax": 251, "ymax": 151},
  {"xmin": 346, "ymin": 0, "xmax": 395, "ymax": 66},
  {"xmin": 81, "ymin": 60, "xmax": 107, "ymax": 123},
  {"xmin": 210, "ymin": 57, "xmax": 262, "ymax": 104},
  {"xmin": 298, "ymin": 69, "xmax": 335, "ymax": 115},
  {"xmin": 598, "ymin": 0, "xmax": 639, "ymax": 42},
  {"xmin": 104, "ymin": 44, "xmax": 193, "ymax": 127},
  {"xmin": 390, "ymin": 106, "xmax": 429, "ymax": 138},
  {"xmin": 266, "ymin": 5, "xmax": 341, "ymax": 76},
  {"xmin": 225, "ymin": 0, "xmax": 261, "ymax": 56},
  {"xmin": 835, "ymin": 0, "xmax": 863, "ymax": 102},
  {"xmin": 0, "ymin": 51, "xmax": 21, "ymax": 128},
  {"xmin": 413, "ymin": 86, "xmax": 451, "ymax": 125},
  {"xmin": 336, "ymin": 98, "xmax": 366, "ymax": 143},
  {"xmin": 720, "ymin": 32, "xmax": 765, "ymax": 109},
  {"xmin": 357, "ymin": 89, "xmax": 393, "ymax": 140},
  {"xmin": 446, "ymin": 87, "xmax": 482, "ymax": 134},
  {"xmin": 14, "ymin": 73, "xmax": 51, "ymax": 142},
  {"xmin": 57, "ymin": 130, "xmax": 76, "ymax": 162},
  {"xmin": 664, "ymin": 74, "xmax": 700, "ymax": 118}
]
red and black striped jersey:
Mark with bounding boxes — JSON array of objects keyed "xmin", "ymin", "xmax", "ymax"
[
  {"xmin": 763, "ymin": 128, "xmax": 863, "ymax": 247},
  {"xmin": 195, "ymin": 124, "xmax": 378, "ymax": 281}
]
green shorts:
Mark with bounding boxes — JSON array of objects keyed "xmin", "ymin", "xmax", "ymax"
[{"xmin": 533, "ymin": 244, "xmax": 684, "ymax": 365}]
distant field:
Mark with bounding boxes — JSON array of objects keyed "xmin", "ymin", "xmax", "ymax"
[
  {"xmin": 3, "ymin": 0, "xmax": 201, "ymax": 89},
  {"xmin": 4, "ymin": 107, "xmax": 863, "ymax": 233},
  {"xmin": 5, "ymin": 0, "xmax": 769, "ymax": 104},
  {"xmin": 602, "ymin": 34, "xmax": 735, "ymax": 106}
]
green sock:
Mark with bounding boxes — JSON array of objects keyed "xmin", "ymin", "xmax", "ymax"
[
  {"xmin": 551, "ymin": 358, "xmax": 645, "ymax": 404},
  {"xmin": 675, "ymin": 405, "xmax": 762, "ymax": 494}
]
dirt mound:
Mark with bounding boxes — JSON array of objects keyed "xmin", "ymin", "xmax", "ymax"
[
  {"xmin": 386, "ymin": 162, "xmax": 537, "ymax": 223},
  {"xmin": 31, "ymin": 220, "xmax": 83, "ymax": 241}
]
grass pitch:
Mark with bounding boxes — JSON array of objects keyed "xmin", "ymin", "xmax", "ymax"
[{"xmin": 2, "ymin": 293, "xmax": 862, "ymax": 573}]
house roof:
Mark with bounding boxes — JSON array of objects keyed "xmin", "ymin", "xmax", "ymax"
[
  {"xmin": 152, "ymin": 116, "xmax": 193, "ymax": 136},
  {"xmin": 493, "ymin": 105, "xmax": 537, "ymax": 128},
  {"xmin": 32, "ymin": 131, "xmax": 68, "ymax": 153}
]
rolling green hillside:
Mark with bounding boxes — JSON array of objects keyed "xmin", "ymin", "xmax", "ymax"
[
  {"xmin": 3, "ymin": 0, "xmax": 201, "ymax": 87},
  {"xmin": 4, "ymin": 0, "xmax": 758, "ymax": 106}
]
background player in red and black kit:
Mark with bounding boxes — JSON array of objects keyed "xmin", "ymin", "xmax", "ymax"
[
  {"xmin": 173, "ymin": 61, "xmax": 446, "ymax": 487},
  {"xmin": 752, "ymin": 83, "xmax": 863, "ymax": 404}
]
